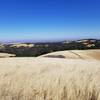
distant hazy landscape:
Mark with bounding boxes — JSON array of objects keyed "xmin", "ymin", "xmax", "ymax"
[{"xmin": 0, "ymin": 39, "xmax": 100, "ymax": 57}]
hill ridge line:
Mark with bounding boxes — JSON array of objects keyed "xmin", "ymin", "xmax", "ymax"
[{"xmin": 69, "ymin": 51, "xmax": 84, "ymax": 60}]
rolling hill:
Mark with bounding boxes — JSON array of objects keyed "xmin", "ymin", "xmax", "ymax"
[
  {"xmin": 0, "ymin": 50, "xmax": 100, "ymax": 100},
  {"xmin": 0, "ymin": 39, "xmax": 100, "ymax": 57},
  {"xmin": 39, "ymin": 49, "xmax": 100, "ymax": 60},
  {"xmin": 0, "ymin": 53, "xmax": 15, "ymax": 58}
]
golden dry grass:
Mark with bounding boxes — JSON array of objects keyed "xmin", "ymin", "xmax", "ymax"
[
  {"xmin": 0, "ymin": 56, "xmax": 100, "ymax": 100},
  {"xmin": 10, "ymin": 43, "xmax": 34, "ymax": 48},
  {"xmin": 39, "ymin": 49, "xmax": 100, "ymax": 60},
  {"xmin": 0, "ymin": 53, "xmax": 15, "ymax": 58}
]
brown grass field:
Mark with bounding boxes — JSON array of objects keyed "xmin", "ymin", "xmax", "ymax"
[{"xmin": 0, "ymin": 50, "xmax": 100, "ymax": 100}]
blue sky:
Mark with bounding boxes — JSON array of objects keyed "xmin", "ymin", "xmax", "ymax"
[{"xmin": 0, "ymin": 0, "xmax": 100, "ymax": 42}]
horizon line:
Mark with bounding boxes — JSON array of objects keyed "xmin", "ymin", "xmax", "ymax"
[{"xmin": 0, "ymin": 38, "xmax": 100, "ymax": 44}]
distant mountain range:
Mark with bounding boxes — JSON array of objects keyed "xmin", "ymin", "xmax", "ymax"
[{"xmin": 0, "ymin": 39, "xmax": 100, "ymax": 57}]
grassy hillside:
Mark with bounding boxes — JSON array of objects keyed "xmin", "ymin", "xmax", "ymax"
[
  {"xmin": 0, "ymin": 56, "xmax": 100, "ymax": 100},
  {"xmin": 39, "ymin": 49, "xmax": 100, "ymax": 60},
  {"xmin": 0, "ymin": 53, "xmax": 15, "ymax": 58}
]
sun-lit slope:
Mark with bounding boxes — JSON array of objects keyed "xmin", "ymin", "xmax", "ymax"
[
  {"xmin": 0, "ymin": 53, "xmax": 16, "ymax": 58},
  {"xmin": 10, "ymin": 43, "xmax": 34, "ymax": 48},
  {"xmin": 39, "ymin": 49, "xmax": 100, "ymax": 60},
  {"xmin": 0, "ymin": 57, "xmax": 100, "ymax": 100}
]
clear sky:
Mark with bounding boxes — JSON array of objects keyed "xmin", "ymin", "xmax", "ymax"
[{"xmin": 0, "ymin": 0, "xmax": 100, "ymax": 42}]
